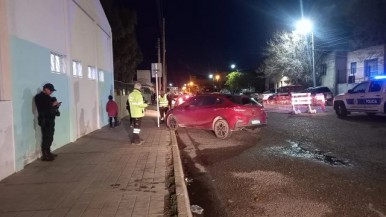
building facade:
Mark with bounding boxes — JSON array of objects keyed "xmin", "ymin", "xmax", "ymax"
[
  {"xmin": 0, "ymin": 0, "xmax": 113, "ymax": 180},
  {"xmin": 322, "ymin": 45, "xmax": 386, "ymax": 95}
]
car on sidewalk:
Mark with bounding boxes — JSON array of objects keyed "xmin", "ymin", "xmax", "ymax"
[
  {"xmin": 333, "ymin": 76, "xmax": 386, "ymax": 118},
  {"xmin": 165, "ymin": 94, "xmax": 267, "ymax": 139}
]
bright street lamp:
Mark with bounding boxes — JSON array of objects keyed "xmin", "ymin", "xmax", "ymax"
[
  {"xmin": 215, "ymin": 75, "xmax": 220, "ymax": 81},
  {"xmin": 230, "ymin": 64, "xmax": 239, "ymax": 72},
  {"xmin": 296, "ymin": 18, "xmax": 316, "ymax": 87},
  {"xmin": 209, "ymin": 74, "xmax": 213, "ymax": 79},
  {"xmin": 169, "ymin": 83, "xmax": 172, "ymax": 87}
]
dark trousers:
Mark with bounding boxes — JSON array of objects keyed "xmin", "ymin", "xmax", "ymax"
[
  {"xmin": 159, "ymin": 106, "xmax": 169, "ymax": 120},
  {"xmin": 131, "ymin": 118, "xmax": 142, "ymax": 144},
  {"xmin": 127, "ymin": 109, "xmax": 133, "ymax": 125},
  {"xmin": 109, "ymin": 116, "xmax": 118, "ymax": 127},
  {"xmin": 39, "ymin": 118, "xmax": 55, "ymax": 153}
]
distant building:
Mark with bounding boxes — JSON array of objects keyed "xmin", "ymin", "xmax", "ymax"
[{"xmin": 0, "ymin": 0, "xmax": 113, "ymax": 180}]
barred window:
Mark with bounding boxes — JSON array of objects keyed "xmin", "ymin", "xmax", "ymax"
[
  {"xmin": 98, "ymin": 70, "xmax": 105, "ymax": 82},
  {"xmin": 87, "ymin": 66, "xmax": 97, "ymax": 80},
  {"xmin": 72, "ymin": 61, "xmax": 83, "ymax": 77},
  {"xmin": 350, "ymin": 62, "xmax": 357, "ymax": 75},
  {"xmin": 50, "ymin": 53, "xmax": 65, "ymax": 74}
]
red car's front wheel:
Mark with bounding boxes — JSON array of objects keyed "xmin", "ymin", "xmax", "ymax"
[
  {"xmin": 213, "ymin": 119, "xmax": 231, "ymax": 139},
  {"xmin": 167, "ymin": 115, "xmax": 179, "ymax": 130}
]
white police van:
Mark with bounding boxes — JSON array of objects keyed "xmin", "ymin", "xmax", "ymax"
[{"xmin": 333, "ymin": 75, "xmax": 386, "ymax": 118}]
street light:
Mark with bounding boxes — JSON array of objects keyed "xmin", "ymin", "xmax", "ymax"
[
  {"xmin": 230, "ymin": 64, "xmax": 239, "ymax": 72},
  {"xmin": 209, "ymin": 74, "xmax": 213, "ymax": 79},
  {"xmin": 215, "ymin": 75, "xmax": 220, "ymax": 81},
  {"xmin": 296, "ymin": 18, "xmax": 316, "ymax": 87}
]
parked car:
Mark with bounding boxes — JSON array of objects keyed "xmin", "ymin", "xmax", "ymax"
[
  {"xmin": 333, "ymin": 76, "xmax": 386, "ymax": 118},
  {"xmin": 166, "ymin": 94, "xmax": 267, "ymax": 139},
  {"xmin": 303, "ymin": 86, "xmax": 334, "ymax": 105}
]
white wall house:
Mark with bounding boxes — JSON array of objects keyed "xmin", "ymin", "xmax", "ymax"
[
  {"xmin": 346, "ymin": 45, "xmax": 385, "ymax": 83},
  {"xmin": 0, "ymin": 0, "xmax": 113, "ymax": 181},
  {"xmin": 322, "ymin": 45, "xmax": 386, "ymax": 95},
  {"xmin": 320, "ymin": 51, "xmax": 347, "ymax": 95}
]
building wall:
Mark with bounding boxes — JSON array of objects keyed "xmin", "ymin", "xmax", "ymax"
[
  {"xmin": 347, "ymin": 45, "xmax": 385, "ymax": 82},
  {"xmin": 0, "ymin": 0, "xmax": 16, "ymax": 180},
  {"xmin": 321, "ymin": 52, "xmax": 337, "ymax": 94},
  {"xmin": 1, "ymin": 0, "xmax": 113, "ymax": 178}
]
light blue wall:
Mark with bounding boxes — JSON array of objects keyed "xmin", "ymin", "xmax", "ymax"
[
  {"xmin": 10, "ymin": 36, "xmax": 71, "ymax": 170},
  {"xmin": 99, "ymin": 72, "xmax": 114, "ymax": 126}
]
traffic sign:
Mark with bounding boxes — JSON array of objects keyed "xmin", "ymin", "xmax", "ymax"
[{"xmin": 151, "ymin": 63, "xmax": 162, "ymax": 78}]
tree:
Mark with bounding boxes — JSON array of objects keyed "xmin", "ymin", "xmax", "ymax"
[
  {"xmin": 101, "ymin": 0, "xmax": 143, "ymax": 83},
  {"xmin": 225, "ymin": 72, "xmax": 242, "ymax": 93},
  {"xmin": 259, "ymin": 31, "xmax": 324, "ymax": 86},
  {"xmin": 225, "ymin": 71, "xmax": 258, "ymax": 93}
]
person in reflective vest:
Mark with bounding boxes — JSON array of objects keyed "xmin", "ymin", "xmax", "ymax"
[
  {"xmin": 128, "ymin": 82, "xmax": 148, "ymax": 145},
  {"xmin": 159, "ymin": 90, "xmax": 169, "ymax": 122}
]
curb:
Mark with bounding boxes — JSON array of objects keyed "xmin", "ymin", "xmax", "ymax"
[{"xmin": 171, "ymin": 130, "xmax": 193, "ymax": 217}]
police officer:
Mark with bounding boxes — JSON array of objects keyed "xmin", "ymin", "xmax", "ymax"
[
  {"xmin": 159, "ymin": 90, "xmax": 169, "ymax": 122},
  {"xmin": 128, "ymin": 82, "xmax": 148, "ymax": 145},
  {"xmin": 34, "ymin": 83, "xmax": 60, "ymax": 161}
]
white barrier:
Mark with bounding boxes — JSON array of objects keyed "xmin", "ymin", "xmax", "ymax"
[{"xmin": 291, "ymin": 92, "xmax": 316, "ymax": 114}]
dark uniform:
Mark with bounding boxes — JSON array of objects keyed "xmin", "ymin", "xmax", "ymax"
[{"xmin": 35, "ymin": 90, "xmax": 57, "ymax": 160}]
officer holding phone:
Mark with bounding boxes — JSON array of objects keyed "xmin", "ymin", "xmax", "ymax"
[{"xmin": 34, "ymin": 83, "xmax": 61, "ymax": 161}]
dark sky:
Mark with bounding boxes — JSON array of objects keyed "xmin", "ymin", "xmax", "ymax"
[{"xmin": 122, "ymin": 0, "xmax": 351, "ymax": 85}]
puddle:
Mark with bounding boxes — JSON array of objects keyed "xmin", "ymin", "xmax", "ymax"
[{"xmin": 270, "ymin": 141, "xmax": 351, "ymax": 166}]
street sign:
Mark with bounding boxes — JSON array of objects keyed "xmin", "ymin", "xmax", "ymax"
[{"xmin": 151, "ymin": 63, "xmax": 162, "ymax": 78}]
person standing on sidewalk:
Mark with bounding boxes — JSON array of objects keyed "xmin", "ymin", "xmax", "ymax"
[
  {"xmin": 128, "ymin": 82, "xmax": 148, "ymax": 145},
  {"xmin": 106, "ymin": 95, "xmax": 119, "ymax": 128},
  {"xmin": 159, "ymin": 90, "xmax": 169, "ymax": 122},
  {"xmin": 34, "ymin": 83, "xmax": 60, "ymax": 161}
]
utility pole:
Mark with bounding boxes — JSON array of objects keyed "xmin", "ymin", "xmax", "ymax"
[
  {"xmin": 157, "ymin": 38, "xmax": 161, "ymax": 90},
  {"xmin": 162, "ymin": 18, "xmax": 166, "ymax": 92}
]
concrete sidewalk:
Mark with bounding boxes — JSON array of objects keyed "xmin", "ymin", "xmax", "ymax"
[{"xmin": 0, "ymin": 109, "xmax": 179, "ymax": 217}]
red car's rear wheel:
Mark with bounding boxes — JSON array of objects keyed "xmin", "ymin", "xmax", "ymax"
[{"xmin": 213, "ymin": 119, "xmax": 231, "ymax": 139}]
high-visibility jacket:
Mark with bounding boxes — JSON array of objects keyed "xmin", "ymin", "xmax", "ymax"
[
  {"xmin": 128, "ymin": 89, "xmax": 148, "ymax": 118},
  {"xmin": 159, "ymin": 94, "xmax": 168, "ymax": 107}
]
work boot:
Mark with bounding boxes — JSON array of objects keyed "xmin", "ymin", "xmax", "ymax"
[
  {"xmin": 49, "ymin": 148, "xmax": 58, "ymax": 158},
  {"xmin": 41, "ymin": 151, "xmax": 54, "ymax": 161}
]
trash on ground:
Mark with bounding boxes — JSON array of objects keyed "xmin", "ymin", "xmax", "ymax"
[{"xmin": 191, "ymin": 205, "xmax": 204, "ymax": 215}]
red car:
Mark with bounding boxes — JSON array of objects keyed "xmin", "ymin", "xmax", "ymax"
[{"xmin": 166, "ymin": 94, "xmax": 267, "ymax": 139}]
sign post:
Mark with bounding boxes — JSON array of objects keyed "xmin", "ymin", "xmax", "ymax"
[{"xmin": 152, "ymin": 63, "xmax": 162, "ymax": 128}]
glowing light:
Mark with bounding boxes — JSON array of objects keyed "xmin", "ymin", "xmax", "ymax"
[
  {"xmin": 209, "ymin": 74, "xmax": 213, "ymax": 79},
  {"xmin": 295, "ymin": 19, "xmax": 313, "ymax": 35},
  {"xmin": 374, "ymin": 75, "xmax": 386, "ymax": 79}
]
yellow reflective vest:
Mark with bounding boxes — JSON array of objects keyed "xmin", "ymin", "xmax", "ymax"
[
  {"xmin": 159, "ymin": 94, "xmax": 168, "ymax": 107},
  {"xmin": 128, "ymin": 89, "xmax": 148, "ymax": 118}
]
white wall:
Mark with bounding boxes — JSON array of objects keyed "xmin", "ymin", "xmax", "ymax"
[
  {"xmin": 347, "ymin": 45, "xmax": 385, "ymax": 82},
  {"xmin": 69, "ymin": 0, "xmax": 113, "ymax": 137},
  {"xmin": 321, "ymin": 52, "xmax": 336, "ymax": 93},
  {"xmin": 8, "ymin": 0, "xmax": 67, "ymax": 55},
  {"xmin": 0, "ymin": 101, "xmax": 15, "ymax": 180},
  {"xmin": 1, "ymin": 0, "xmax": 113, "ymax": 180}
]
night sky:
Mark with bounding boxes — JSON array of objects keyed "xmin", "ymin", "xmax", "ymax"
[{"xmin": 122, "ymin": 0, "xmax": 352, "ymax": 85}]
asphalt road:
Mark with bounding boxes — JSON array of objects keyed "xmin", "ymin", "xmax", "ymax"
[{"xmin": 176, "ymin": 109, "xmax": 386, "ymax": 217}]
